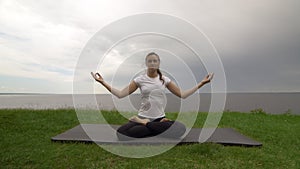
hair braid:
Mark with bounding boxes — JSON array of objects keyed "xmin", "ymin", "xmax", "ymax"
[{"xmin": 157, "ymin": 68, "xmax": 165, "ymax": 85}]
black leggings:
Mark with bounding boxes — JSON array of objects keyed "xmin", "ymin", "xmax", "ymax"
[{"xmin": 116, "ymin": 118, "xmax": 186, "ymax": 141}]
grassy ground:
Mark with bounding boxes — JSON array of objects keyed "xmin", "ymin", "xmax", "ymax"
[{"xmin": 0, "ymin": 109, "xmax": 299, "ymax": 169}]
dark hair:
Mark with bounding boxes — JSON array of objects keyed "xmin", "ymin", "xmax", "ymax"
[{"xmin": 146, "ymin": 52, "xmax": 165, "ymax": 84}]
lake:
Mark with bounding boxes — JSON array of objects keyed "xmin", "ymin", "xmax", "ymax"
[{"xmin": 0, "ymin": 93, "xmax": 299, "ymax": 114}]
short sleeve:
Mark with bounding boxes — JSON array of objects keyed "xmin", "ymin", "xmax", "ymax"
[
  {"xmin": 163, "ymin": 75, "xmax": 171, "ymax": 86},
  {"xmin": 133, "ymin": 75, "xmax": 141, "ymax": 87}
]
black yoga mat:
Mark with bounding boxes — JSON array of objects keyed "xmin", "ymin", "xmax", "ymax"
[{"xmin": 51, "ymin": 124, "xmax": 262, "ymax": 147}]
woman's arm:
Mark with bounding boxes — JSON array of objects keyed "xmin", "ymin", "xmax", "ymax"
[
  {"xmin": 166, "ymin": 73, "xmax": 214, "ymax": 99},
  {"xmin": 91, "ymin": 72, "xmax": 138, "ymax": 98}
]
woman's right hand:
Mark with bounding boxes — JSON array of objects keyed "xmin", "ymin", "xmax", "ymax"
[{"xmin": 91, "ymin": 72, "xmax": 104, "ymax": 83}]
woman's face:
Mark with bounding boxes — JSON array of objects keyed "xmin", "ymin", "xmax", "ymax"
[{"xmin": 146, "ymin": 54, "xmax": 160, "ymax": 70}]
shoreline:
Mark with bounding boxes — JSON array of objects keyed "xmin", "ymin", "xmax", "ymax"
[{"xmin": 1, "ymin": 92, "xmax": 299, "ymax": 114}]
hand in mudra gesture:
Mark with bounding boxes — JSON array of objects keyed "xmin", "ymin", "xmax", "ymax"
[
  {"xmin": 201, "ymin": 73, "xmax": 214, "ymax": 85},
  {"xmin": 91, "ymin": 72, "xmax": 104, "ymax": 83}
]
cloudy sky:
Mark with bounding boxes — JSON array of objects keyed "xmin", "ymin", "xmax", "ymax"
[{"xmin": 0, "ymin": 0, "xmax": 299, "ymax": 94}]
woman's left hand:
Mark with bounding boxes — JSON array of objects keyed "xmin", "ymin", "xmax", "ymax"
[
  {"xmin": 201, "ymin": 73, "xmax": 214, "ymax": 85},
  {"xmin": 160, "ymin": 118, "xmax": 171, "ymax": 122}
]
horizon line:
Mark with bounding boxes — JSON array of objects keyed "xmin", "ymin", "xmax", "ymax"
[{"xmin": 1, "ymin": 91, "xmax": 300, "ymax": 95}]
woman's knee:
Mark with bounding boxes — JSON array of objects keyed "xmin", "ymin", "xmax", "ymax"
[
  {"xmin": 116, "ymin": 127, "xmax": 138, "ymax": 141},
  {"xmin": 162, "ymin": 121, "xmax": 186, "ymax": 138},
  {"xmin": 116, "ymin": 124, "xmax": 138, "ymax": 141},
  {"xmin": 116, "ymin": 126, "xmax": 126, "ymax": 135}
]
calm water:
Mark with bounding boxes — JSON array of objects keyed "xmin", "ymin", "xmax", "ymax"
[{"xmin": 0, "ymin": 93, "xmax": 299, "ymax": 114}]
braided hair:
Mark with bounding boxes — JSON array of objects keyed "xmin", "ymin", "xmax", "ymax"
[{"xmin": 146, "ymin": 52, "xmax": 165, "ymax": 85}]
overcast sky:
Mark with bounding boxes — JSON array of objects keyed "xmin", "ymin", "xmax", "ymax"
[{"xmin": 0, "ymin": 0, "xmax": 299, "ymax": 93}]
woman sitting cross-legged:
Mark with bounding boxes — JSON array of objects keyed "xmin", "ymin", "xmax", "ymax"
[{"xmin": 91, "ymin": 52, "xmax": 213, "ymax": 140}]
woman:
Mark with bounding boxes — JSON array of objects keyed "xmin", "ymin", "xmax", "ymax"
[{"xmin": 91, "ymin": 52, "xmax": 214, "ymax": 140}]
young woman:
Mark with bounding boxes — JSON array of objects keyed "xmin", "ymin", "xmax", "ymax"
[{"xmin": 91, "ymin": 52, "xmax": 214, "ymax": 140}]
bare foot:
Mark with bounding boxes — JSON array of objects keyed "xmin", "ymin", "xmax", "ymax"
[
  {"xmin": 160, "ymin": 118, "xmax": 171, "ymax": 122},
  {"xmin": 129, "ymin": 116, "xmax": 150, "ymax": 125}
]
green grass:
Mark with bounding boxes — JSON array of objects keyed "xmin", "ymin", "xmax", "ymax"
[{"xmin": 0, "ymin": 109, "xmax": 299, "ymax": 169}]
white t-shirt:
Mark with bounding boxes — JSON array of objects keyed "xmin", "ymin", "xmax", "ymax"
[{"xmin": 133, "ymin": 74, "xmax": 171, "ymax": 119}]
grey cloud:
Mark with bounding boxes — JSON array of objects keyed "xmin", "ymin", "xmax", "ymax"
[{"xmin": 2, "ymin": 0, "xmax": 299, "ymax": 93}]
